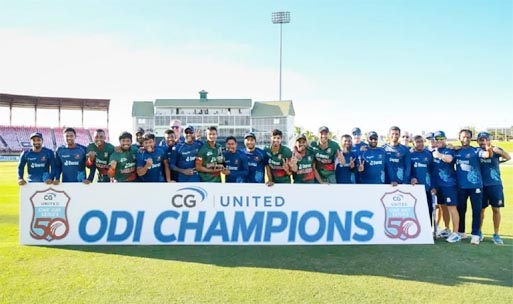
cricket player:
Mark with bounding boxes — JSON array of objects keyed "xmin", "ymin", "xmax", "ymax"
[
  {"xmin": 264, "ymin": 129, "xmax": 293, "ymax": 185},
  {"xmin": 170, "ymin": 126, "xmax": 203, "ymax": 182},
  {"xmin": 54, "ymin": 127, "xmax": 94, "ymax": 184},
  {"xmin": 335, "ymin": 134, "xmax": 357, "ymax": 184},
  {"xmin": 357, "ymin": 131, "xmax": 387, "ymax": 184},
  {"xmin": 243, "ymin": 132, "xmax": 267, "ymax": 184},
  {"xmin": 196, "ymin": 126, "xmax": 224, "ymax": 182},
  {"xmin": 86, "ymin": 129, "xmax": 115, "ymax": 182},
  {"xmin": 17, "ymin": 132, "xmax": 55, "ymax": 185},
  {"xmin": 310, "ymin": 126, "xmax": 340, "ymax": 184},
  {"xmin": 289, "ymin": 134, "xmax": 318, "ymax": 184},
  {"xmin": 383, "ymin": 126, "xmax": 410, "ymax": 185},
  {"xmin": 223, "ymin": 136, "xmax": 249, "ymax": 183},
  {"xmin": 136, "ymin": 132, "xmax": 167, "ymax": 182},
  {"xmin": 108, "ymin": 132, "xmax": 138, "ymax": 182}
]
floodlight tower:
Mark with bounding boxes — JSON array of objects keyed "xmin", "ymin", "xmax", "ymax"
[{"xmin": 272, "ymin": 11, "xmax": 290, "ymax": 101}]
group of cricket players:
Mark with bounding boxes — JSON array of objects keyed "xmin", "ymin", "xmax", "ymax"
[{"xmin": 17, "ymin": 120, "xmax": 510, "ymax": 245}]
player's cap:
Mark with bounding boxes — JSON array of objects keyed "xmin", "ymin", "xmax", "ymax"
[
  {"xmin": 434, "ymin": 131, "xmax": 446, "ymax": 140},
  {"xmin": 368, "ymin": 131, "xmax": 378, "ymax": 139},
  {"xmin": 244, "ymin": 132, "xmax": 256, "ymax": 139},
  {"xmin": 30, "ymin": 132, "xmax": 43, "ymax": 140},
  {"xmin": 477, "ymin": 132, "xmax": 490, "ymax": 140},
  {"xmin": 136, "ymin": 127, "xmax": 145, "ymax": 135},
  {"xmin": 426, "ymin": 132, "xmax": 435, "ymax": 140},
  {"xmin": 319, "ymin": 126, "xmax": 329, "ymax": 133},
  {"xmin": 119, "ymin": 131, "xmax": 133, "ymax": 140},
  {"xmin": 351, "ymin": 127, "xmax": 362, "ymax": 136},
  {"xmin": 296, "ymin": 134, "xmax": 307, "ymax": 141},
  {"xmin": 184, "ymin": 125, "xmax": 195, "ymax": 133}
]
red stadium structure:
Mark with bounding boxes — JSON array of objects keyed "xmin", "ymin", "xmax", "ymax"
[{"xmin": 0, "ymin": 93, "xmax": 110, "ymax": 154}]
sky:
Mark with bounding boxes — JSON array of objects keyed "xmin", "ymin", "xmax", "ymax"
[{"xmin": 0, "ymin": 0, "xmax": 511, "ymax": 139}]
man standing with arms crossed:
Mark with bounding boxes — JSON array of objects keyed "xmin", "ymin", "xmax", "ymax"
[{"xmin": 17, "ymin": 132, "xmax": 55, "ymax": 185}]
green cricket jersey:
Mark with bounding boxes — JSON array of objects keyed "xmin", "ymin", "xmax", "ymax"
[
  {"xmin": 309, "ymin": 140, "xmax": 340, "ymax": 182},
  {"xmin": 292, "ymin": 149, "xmax": 316, "ymax": 184},
  {"xmin": 109, "ymin": 149, "xmax": 137, "ymax": 182},
  {"xmin": 87, "ymin": 142, "xmax": 115, "ymax": 182},
  {"xmin": 264, "ymin": 145, "xmax": 292, "ymax": 184},
  {"xmin": 197, "ymin": 142, "xmax": 223, "ymax": 183}
]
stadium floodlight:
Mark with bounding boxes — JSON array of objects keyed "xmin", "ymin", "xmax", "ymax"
[{"xmin": 272, "ymin": 11, "xmax": 291, "ymax": 101}]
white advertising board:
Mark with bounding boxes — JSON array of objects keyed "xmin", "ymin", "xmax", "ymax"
[{"xmin": 20, "ymin": 183, "xmax": 434, "ymax": 245}]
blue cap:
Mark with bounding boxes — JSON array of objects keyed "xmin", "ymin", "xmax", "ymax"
[
  {"xmin": 477, "ymin": 132, "xmax": 490, "ymax": 140},
  {"xmin": 30, "ymin": 132, "xmax": 43, "ymax": 139},
  {"xmin": 426, "ymin": 132, "xmax": 435, "ymax": 140},
  {"xmin": 184, "ymin": 125, "xmax": 195, "ymax": 133},
  {"xmin": 434, "ymin": 131, "xmax": 446, "ymax": 139},
  {"xmin": 352, "ymin": 127, "xmax": 362, "ymax": 136},
  {"xmin": 244, "ymin": 132, "xmax": 256, "ymax": 139},
  {"xmin": 136, "ymin": 127, "xmax": 145, "ymax": 135},
  {"xmin": 368, "ymin": 131, "xmax": 378, "ymax": 139},
  {"xmin": 319, "ymin": 126, "xmax": 329, "ymax": 133}
]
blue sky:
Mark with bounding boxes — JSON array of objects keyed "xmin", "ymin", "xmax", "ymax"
[{"xmin": 0, "ymin": 0, "xmax": 511, "ymax": 138}]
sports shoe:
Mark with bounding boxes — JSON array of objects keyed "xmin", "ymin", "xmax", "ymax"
[
  {"xmin": 446, "ymin": 232, "xmax": 461, "ymax": 243},
  {"xmin": 438, "ymin": 228, "xmax": 451, "ymax": 238},
  {"xmin": 459, "ymin": 232, "xmax": 468, "ymax": 239},
  {"xmin": 478, "ymin": 231, "xmax": 484, "ymax": 242},
  {"xmin": 492, "ymin": 234, "xmax": 504, "ymax": 245},
  {"xmin": 470, "ymin": 235, "xmax": 480, "ymax": 245}
]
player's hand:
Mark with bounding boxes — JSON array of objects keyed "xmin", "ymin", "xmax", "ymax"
[
  {"xmin": 87, "ymin": 151, "xmax": 96, "ymax": 160},
  {"xmin": 114, "ymin": 146, "xmax": 122, "ymax": 153},
  {"xmin": 336, "ymin": 150, "xmax": 345, "ymax": 165},
  {"xmin": 266, "ymin": 181, "xmax": 274, "ymax": 187},
  {"xmin": 358, "ymin": 160, "xmax": 365, "ymax": 172},
  {"xmin": 222, "ymin": 168, "xmax": 231, "ymax": 175},
  {"xmin": 110, "ymin": 160, "xmax": 117, "ymax": 169},
  {"xmin": 411, "ymin": 178, "xmax": 418, "ymax": 185},
  {"xmin": 18, "ymin": 179, "xmax": 26, "ymax": 186},
  {"xmin": 194, "ymin": 129, "xmax": 202, "ymax": 140},
  {"xmin": 432, "ymin": 150, "xmax": 441, "ymax": 159},
  {"xmin": 83, "ymin": 179, "xmax": 91, "ymax": 184},
  {"xmin": 360, "ymin": 146, "xmax": 367, "ymax": 152},
  {"xmin": 391, "ymin": 182, "xmax": 398, "ymax": 187},
  {"xmin": 289, "ymin": 155, "xmax": 298, "ymax": 167},
  {"xmin": 349, "ymin": 157, "xmax": 355, "ymax": 169},
  {"xmin": 44, "ymin": 179, "xmax": 53, "ymax": 185},
  {"xmin": 492, "ymin": 146, "xmax": 501, "ymax": 154},
  {"xmin": 145, "ymin": 158, "xmax": 153, "ymax": 167},
  {"xmin": 430, "ymin": 188, "xmax": 437, "ymax": 195},
  {"xmin": 53, "ymin": 180, "xmax": 60, "ymax": 185}
]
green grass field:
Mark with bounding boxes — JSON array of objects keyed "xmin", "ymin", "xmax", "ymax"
[{"xmin": 1, "ymin": 162, "xmax": 512, "ymax": 303}]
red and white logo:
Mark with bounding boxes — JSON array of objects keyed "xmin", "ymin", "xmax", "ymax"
[{"xmin": 30, "ymin": 188, "xmax": 70, "ymax": 242}]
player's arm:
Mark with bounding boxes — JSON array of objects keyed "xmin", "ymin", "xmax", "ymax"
[
  {"xmin": 312, "ymin": 161, "xmax": 323, "ymax": 184},
  {"xmin": 17, "ymin": 151, "xmax": 27, "ymax": 185},
  {"xmin": 265, "ymin": 164, "xmax": 274, "ymax": 186},
  {"xmin": 86, "ymin": 157, "xmax": 96, "ymax": 182},
  {"xmin": 494, "ymin": 147, "xmax": 511, "ymax": 163},
  {"xmin": 136, "ymin": 153, "xmax": 152, "ymax": 176},
  {"xmin": 195, "ymin": 156, "xmax": 213, "ymax": 173},
  {"xmin": 53, "ymin": 149, "xmax": 62, "ymax": 184},
  {"xmin": 47, "ymin": 150, "xmax": 56, "ymax": 184},
  {"xmin": 404, "ymin": 152, "xmax": 412, "ymax": 184}
]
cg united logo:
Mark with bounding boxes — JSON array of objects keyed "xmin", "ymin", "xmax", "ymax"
[
  {"xmin": 29, "ymin": 188, "xmax": 70, "ymax": 241},
  {"xmin": 171, "ymin": 186, "xmax": 208, "ymax": 208},
  {"xmin": 381, "ymin": 190, "xmax": 421, "ymax": 240}
]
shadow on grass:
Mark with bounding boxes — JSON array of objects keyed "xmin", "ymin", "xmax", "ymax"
[{"xmin": 49, "ymin": 237, "xmax": 513, "ymax": 288}]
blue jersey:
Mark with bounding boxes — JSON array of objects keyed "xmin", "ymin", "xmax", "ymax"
[
  {"xmin": 170, "ymin": 141, "xmax": 203, "ymax": 182},
  {"xmin": 480, "ymin": 149, "xmax": 503, "ymax": 186},
  {"xmin": 454, "ymin": 146, "xmax": 484, "ymax": 189},
  {"xmin": 405, "ymin": 149, "xmax": 433, "ymax": 192},
  {"xmin": 136, "ymin": 148, "xmax": 166, "ymax": 182},
  {"xmin": 162, "ymin": 145, "xmax": 179, "ymax": 181},
  {"xmin": 383, "ymin": 143, "xmax": 410, "ymax": 184},
  {"xmin": 357, "ymin": 147, "xmax": 386, "ymax": 184},
  {"xmin": 351, "ymin": 142, "xmax": 368, "ymax": 155},
  {"xmin": 55, "ymin": 144, "xmax": 94, "ymax": 183},
  {"xmin": 18, "ymin": 148, "xmax": 55, "ymax": 182},
  {"xmin": 244, "ymin": 147, "xmax": 267, "ymax": 183},
  {"xmin": 223, "ymin": 150, "xmax": 249, "ymax": 183},
  {"xmin": 432, "ymin": 147, "xmax": 456, "ymax": 188},
  {"xmin": 335, "ymin": 151, "xmax": 357, "ymax": 184}
]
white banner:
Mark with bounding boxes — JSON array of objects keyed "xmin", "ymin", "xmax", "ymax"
[{"xmin": 20, "ymin": 183, "xmax": 434, "ymax": 245}]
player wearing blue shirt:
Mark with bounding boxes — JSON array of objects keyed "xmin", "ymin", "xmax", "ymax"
[
  {"xmin": 54, "ymin": 127, "xmax": 95, "ymax": 184},
  {"xmin": 243, "ymin": 132, "xmax": 267, "ymax": 184},
  {"xmin": 382, "ymin": 126, "xmax": 410, "ymax": 185},
  {"xmin": 170, "ymin": 126, "xmax": 203, "ymax": 182},
  {"xmin": 335, "ymin": 134, "xmax": 357, "ymax": 184},
  {"xmin": 17, "ymin": 132, "xmax": 55, "ymax": 185},
  {"xmin": 357, "ymin": 131, "xmax": 386, "ymax": 184},
  {"xmin": 136, "ymin": 133, "xmax": 167, "ymax": 182},
  {"xmin": 161, "ymin": 129, "xmax": 178, "ymax": 182},
  {"xmin": 454, "ymin": 129, "xmax": 491, "ymax": 245},
  {"xmin": 350, "ymin": 128, "xmax": 367, "ymax": 183},
  {"xmin": 223, "ymin": 136, "xmax": 249, "ymax": 183},
  {"xmin": 477, "ymin": 132, "xmax": 511, "ymax": 245},
  {"xmin": 431, "ymin": 131, "xmax": 459, "ymax": 242},
  {"xmin": 405, "ymin": 135, "xmax": 434, "ymax": 221}
]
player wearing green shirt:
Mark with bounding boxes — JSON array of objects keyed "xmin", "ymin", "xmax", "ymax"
[
  {"xmin": 264, "ymin": 129, "xmax": 293, "ymax": 185},
  {"xmin": 86, "ymin": 129, "xmax": 115, "ymax": 182},
  {"xmin": 309, "ymin": 126, "xmax": 341, "ymax": 184},
  {"xmin": 108, "ymin": 132, "xmax": 137, "ymax": 182},
  {"xmin": 289, "ymin": 134, "xmax": 319, "ymax": 184},
  {"xmin": 195, "ymin": 126, "xmax": 224, "ymax": 183}
]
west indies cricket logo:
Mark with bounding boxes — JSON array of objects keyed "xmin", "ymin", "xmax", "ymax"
[
  {"xmin": 381, "ymin": 190, "xmax": 421, "ymax": 240},
  {"xmin": 29, "ymin": 188, "xmax": 70, "ymax": 241}
]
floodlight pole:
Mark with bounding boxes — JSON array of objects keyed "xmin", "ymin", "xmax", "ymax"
[{"xmin": 272, "ymin": 11, "xmax": 290, "ymax": 101}]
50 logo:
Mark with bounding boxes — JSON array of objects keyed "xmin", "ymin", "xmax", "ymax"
[
  {"xmin": 29, "ymin": 188, "xmax": 70, "ymax": 241},
  {"xmin": 381, "ymin": 190, "xmax": 421, "ymax": 241}
]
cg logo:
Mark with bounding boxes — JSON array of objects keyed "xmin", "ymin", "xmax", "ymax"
[
  {"xmin": 171, "ymin": 187, "xmax": 207, "ymax": 208},
  {"xmin": 44, "ymin": 193, "xmax": 57, "ymax": 200},
  {"xmin": 392, "ymin": 194, "xmax": 404, "ymax": 201}
]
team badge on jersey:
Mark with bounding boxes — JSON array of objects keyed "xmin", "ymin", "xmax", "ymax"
[
  {"xmin": 381, "ymin": 190, "xmax": 421, "ymax": 241},
  {"xmin": 41, "ymin": 156, "xmax": 46, "ymax": 161},
  {"xmin": 104, "ymin": 152, "xmax": 108, "ymax": 158},
  {"xmin": 75, "ymin": 154, "xmax": 81, "ymax": 159},
  {"xmin": 29, "ymin": 188, "xmax": 70, "ymax": 242},
  {"xmin": 327, "ymin": 148, "xmax": 331, "ymax": 154},
  {"xmin": 278, "ymin": 154, "xmax": 282, "ymax": 160}
]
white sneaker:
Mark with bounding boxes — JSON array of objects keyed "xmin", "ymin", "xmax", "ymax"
[
  {"xmin": 446, "ymin": 232, "xmax": 461, "ymax": 243},
  {"xmin": 459, "ymin": 232, "xmax": 468, "ymax": 239},
  {"xmin": 470, "ymin": 235, "xmax": 480, "ymax": 245},
  {"xmin": 438, "ymin": 228, "xmax": 451, "ymax": 238}
]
